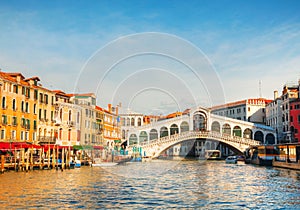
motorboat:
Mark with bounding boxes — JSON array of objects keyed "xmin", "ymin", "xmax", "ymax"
[{"xmin": 225, "ymin": 156, "xmax": 237, "ymax": 164}]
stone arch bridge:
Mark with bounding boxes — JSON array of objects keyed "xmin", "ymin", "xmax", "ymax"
[{"xmin": 126, "ymin": 107, "xmax": 276, "ymax": 158}]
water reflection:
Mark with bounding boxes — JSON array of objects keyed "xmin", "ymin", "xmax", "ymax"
[{"xmin": 0, "ymin": 160, "xmax": 299, "ymax": 209}]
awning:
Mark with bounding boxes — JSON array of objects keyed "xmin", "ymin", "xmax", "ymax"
[{"xmin": 0, "ymin": 142, "xmax": 41, "ymax": 149}]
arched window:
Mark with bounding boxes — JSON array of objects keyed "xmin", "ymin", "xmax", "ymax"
[
  {"xmin": 138, "ymin": 118, "xmax": 142, "ymax": 126},
  {"xmin": 150, "ymin": 129, "xmax": 158, "ymax": 141},
  {"xmin": 170, "ymin": 124, "xmax": 179, "ymax": 135},
  {"xmin": 193, "ymin": 112, "xmax": 207, "ymax": 131},
  {"xmin": 222, "ymin": 124, "xmax": 231, "ymax": 135},
  {"xmin": 233, "ymin": 126, "xmax": 242, "ymax": 137},
  {"xmin": 139, "ymin": 131, "xmax": 148, "ymax": 143},
  {"xmin": 243, "ymin": 128, "xmax": 252, "ymax": 139},
  {"xmin": 211, "ymin": 121, "xmax": 220, "ymax": 133},
  {"xmin": 254, "ymin": 131, "xmax": 264, "ymax": 143},
  {"xmin": 180, "ymin": 121, "xmax": 189, "ymax": 132},
  {"xmin": 160, "ymin": 127, "xmax": 169, "ymax": 138}
]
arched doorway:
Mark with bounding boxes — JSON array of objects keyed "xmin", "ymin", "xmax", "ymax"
[
  {"xmin": 150, "ymin": 129, "xmax": 158, "ymax": 141},
  {"xmin": 222, "ymin": 124, "xmax": 231, "ymax": 135},
  {"xmin": 180, "ymin": 121, "xmax": 189, "ymax": 132},
  {"xmin": 243, "ymin": 128, "xmax": 252, "ymax": 139},
  {"xmin": 160, "ymin": 127, "xmax": 168, "ymax": 138},
  {"xmin": 254, "ymin": 131, "xmax": 264, "ymax": 143},
  {"xmin": 193, "ymin": 112, "xmax": 207, "ymax": 131},
  {"xmin": 266, "ymin": 133, "xmax": 275, "ymax": 144},
  {"xmin": 211, "ymin": 121, "xmax": 220, "ymax": 133},
  {"xmin": 170, "ymin": 124, "xmax": 179, "ymax": 135},
  {"xmin": 139, "ymin": 131, "xmax": 148, "ymax": 143},
  {"xmin": 129, "ymin": 134, "xmax": 138, "ymax": 145},
  {"xmin": 233, "ymin": 126, "xmax": 242, "ymax": 137}
]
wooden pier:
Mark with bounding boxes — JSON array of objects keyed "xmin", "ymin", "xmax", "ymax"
[{"xmin": 1, "ymin": 146, "xmax": 75, "ymax": 173}]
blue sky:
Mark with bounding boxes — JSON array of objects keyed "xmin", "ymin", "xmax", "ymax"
[{"xmin": 1, "ymin": 0, "xmax": 300, "ymax": 114}]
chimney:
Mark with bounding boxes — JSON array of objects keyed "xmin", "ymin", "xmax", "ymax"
[
  {"xmin": 108, "ymin": 104, "xmax": 112, "ymax": 113},
  {"xmin": 274, "ymin": 90, "xmax": 278, "ymax": 100}
]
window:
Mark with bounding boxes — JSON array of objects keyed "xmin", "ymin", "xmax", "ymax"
[
  {"xmin": 21, "ymin": 101, "xmax": 24, "ymax": 112},
  {"xmin": 34, "ymin": 90, "xmax": 38, "ymax": 100},
  {"xmin": 13, "ymin": 85, "xmax": 18, "ymax": 94},
  {"xmin": 291, "ymin": 116, "xmax": 293, "ymax": 122},
  {"xmin": 20, "ymin": 131, "xmax": 24, "ymax": 140},
  {"xmin": 298, "ymin": 115, "xmax": 300, "ymax": 123},
  {"xmin": 44, "ymin": 94, "xmax": 48, "ymax": 104},
  {"xmin": 12, "ymin": 116, "xmax": 17, "ymax": 126},
  {"xmin": 25, "ymin": 102, "xmax": 29, "ymax": 113},
  {"xmin": 2, "ymin": 115, "xmax": 7, "ymax": 125},
  {"xmin": 12, "ymin": 99, "xmax": 16, "ymax": 110},
  {"xmin": 33, "ymin": 120, "xmax": 37, "ymax": 130},
  {"xmin": 34, "ymin": 104, "xmax": 37, "ymax": 114},
  {"xmin": 1, "ymin": 130, "xmax": 5, "ymax": 139},
  {"xmin": 2, "ymin": 97, "xmax": 6, "ymax": 109}
]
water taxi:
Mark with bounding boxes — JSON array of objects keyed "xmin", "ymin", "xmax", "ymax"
[
  {"xmin": 244, "ymin": 145, "xmax": 277, "ymax": 166},
  {"xmin": 205, "ymin": 150, "xmax": 222, "ymax": 160},
  {"xmin": 225, "ymin": 156, "xmax": 237, "ymax": 164}
]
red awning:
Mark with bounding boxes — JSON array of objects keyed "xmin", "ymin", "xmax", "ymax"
[
  {"xmin": 93, "ymin": 145, "xmax": 104, "ymax": 150},
  {"xmin": 0, "ymin": 142, "xmax": 41, "ymax": 150}
]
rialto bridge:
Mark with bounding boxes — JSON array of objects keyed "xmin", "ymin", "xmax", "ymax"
[{"xmin": 125, "ymin": 107, "xmax": 276, "ymax": 158}]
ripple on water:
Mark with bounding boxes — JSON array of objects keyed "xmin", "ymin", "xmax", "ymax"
[{"xmin": 0, "ymin": 160, "xmax": 300, "ymax": 209}]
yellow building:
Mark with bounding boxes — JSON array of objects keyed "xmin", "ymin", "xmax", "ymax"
[
  {"xmin": 0, "ymin": 72, "xmax": 38, "ymax": 143},
  {"xmin": 35, "ymin": 82, "xmax": 56, "ymax": 145},
  {"xmin": 103, "ymin": 104, "xmax": 121, "ymax": 149}
]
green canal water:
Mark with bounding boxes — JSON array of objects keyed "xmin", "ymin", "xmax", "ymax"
[{"xmin": 0, "ymin": 160, "xmax": 299, "ymax": 209}]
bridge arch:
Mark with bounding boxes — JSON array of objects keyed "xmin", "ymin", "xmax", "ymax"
[
  {"xmin": 211, "ymin": 121, "xmax": 220, "ymax": 133},
  {"xmin": 170, "ymin": 124, "xmax": 179, "ymax": 135}
]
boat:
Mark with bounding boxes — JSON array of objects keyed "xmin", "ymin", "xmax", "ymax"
[
  {"xmin": 225, "ymin": 156, "xmax": 237, "ymax": 164},
  {"xmin": 272, "ymin": 143, "xmax": 300, "ymax": 170},
  {"xmin": 74, "ymin": 160, "xmax": 81, "ymax": 168},
  {"xmin": 91, "ymin": 162, "xmax": 118, "ymax": 167},
  {"xmin": 205, "ymin": 150, "xmax": 222, "ymax": 160},
  {"xmin": 244, "ymin": 145, "xmax": 277, "ymax": 166}
]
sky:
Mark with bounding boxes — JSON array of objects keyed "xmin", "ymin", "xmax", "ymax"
[{"xmin": 1, "ymin": 0, "xmax": 300, "ymax": 115}]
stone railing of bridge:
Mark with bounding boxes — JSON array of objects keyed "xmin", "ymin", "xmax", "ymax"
[{"xmin": 128, "ymin": 130, "xmax": 261, "ymax": 158}]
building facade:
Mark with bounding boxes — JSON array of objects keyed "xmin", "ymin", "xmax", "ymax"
[
  {"xmin": 211, "ymin": 98, "xmax": 272, "ymax": 124},
  {"xmin": 0, "ymin": 72, "xmax": 38, "ymax": 144}
]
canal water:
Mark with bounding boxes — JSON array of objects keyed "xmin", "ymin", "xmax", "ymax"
[{"xmin": 0, "ymin": 160, "xmax": 300, "ymax": 209}]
